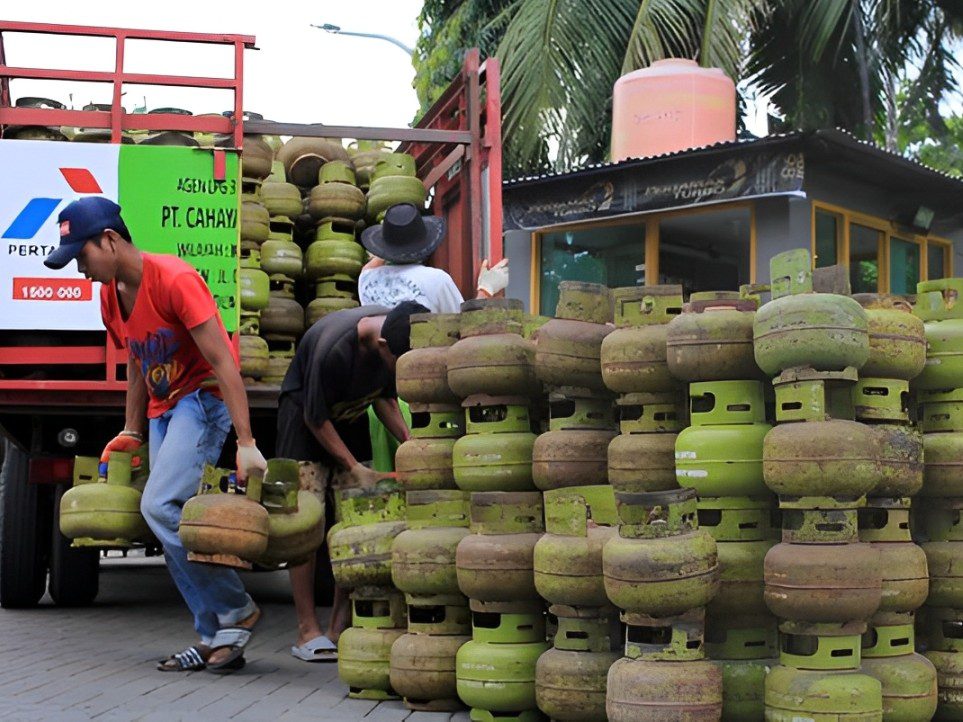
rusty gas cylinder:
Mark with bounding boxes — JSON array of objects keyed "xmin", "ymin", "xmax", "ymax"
[
  {"xmin": 608, "ymin": 392, "xmax": 686, "ymax": 493},
  {"xmin": 763, "ymin": 418, "xmax": 881, "ymax": 499},
  {"xmin": 861, "ymin": 622, "xmax": 938, "ymax": 722},
  {"xmin": 608, "ymin": 609, "xmax": 723, "ymax": 722},
  {"xmin": 535, "ymin": 610, "xmax": 621, "ymax": 722},
  {"xmin": 389, "ymin": 632, "xmax": 470, "ymax": 712},
  {"xmin": 178, "ymin": 467, "xmax": 270, "ymax": 568},
  {"xmin": 753, "ymin": 250, "xmax": 870, "ymax": 376},
  {"xmin": 852, "ymin": 294, "xmax": 927, "ymax": 380},
  {"xmin": 391, "ymin": 490, "xmax": 470, "ymax": 597},
  {"xmin": 239, "ymin": 334, "xmax": 269, "ymax": 379},
  {"xmin": 452, "ymin": 396, "xmax": 537, "ymax": 492},
  {"xmin": 260, "ymin": 275, "xmax": 304, "ymax": 341},
  {"xmin": 603, "ymin": 488, "xmax": 719, "ymax": 617},
  {"xmin": 919, "ymin": 389, "xmax": 963, "ymax": 498},
  {"xmin": 675, "ymin": 380, "xmax": 772, "ymax": 498},
  {"xmin": 277, "ymin": 136, "xmax": 350, "ymax": 188},
  {"xmin": 666, "ymin": 290, "xmax": 763, "ymax": 382},
  {"xmin": 532, "ymin": 390, "xmax": 616, "ymax": 492},
  {"xmin": 764, "ymin": 508, "xmax": 882, "ymax": 623},
  {"xmin": 328, "ymin": 488, "xmax": 406, "ymax": 588},
  {"xmin": 256, "ymin": 460, "xmax": 326, "ymax": 567},
  {"xmin": 240, "ymin": 198, "xmax": 270, "ymax": 243},
  {"xmin": 533, "ymin": 281, "xmax": 613, "ymax": 392},
  {"xmin": 447, "ymin": 299, "xmax": 538, "ymax": 398},
  {"xmin": 699, "ymin": 499, "xmax": 774, "ymax": 619},
  {"xmin": 601, "ymin": 285, "xmax": 684, "ymax": 394},
  {"xmin": 260, "ymin": 178, "xmax": 302, "ymax": 218},
  {"xmin": 913, "ymin": 279, "xmax": 963, "ymax": 391},
  {"xmin": 765, "ymin": 665, "xmax": 883, "ymax": 721},
  {"xmin": 915, "ymin": 497, "xmax": 963, "ymax": 608},
  {"xmin": 533, "ymin": 485, "xmax": 618, "ymax": 608},
  {"xmin": 396, "ymin": 313, "xmax": 460, "ymax": 405},
  {"xmin": 852, "ymin": 378, "xmax": 924, "ymax": 497},
  {"xmin": 455, "ymin": 492, "xmax": 544, "ymax": 603},
  {"xmin": 857, "ymin": 502, "xmax": 929, "ymax": 615},
  {"xmin": 918, "ymin": 606, "xmax": 963, "ymax": 720},
  {"xmin": 395, "ymin": 405, "xmax": 463, "ymax": 491}
]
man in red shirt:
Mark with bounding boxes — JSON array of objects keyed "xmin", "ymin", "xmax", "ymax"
[{"xmin": 45, "ymin": 196, "xmax": 266, "ymax": 674}]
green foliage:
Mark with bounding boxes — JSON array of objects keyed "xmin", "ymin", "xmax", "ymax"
[{"xmin": 413, "ymin": 0, "xmax": 963, "ymax": 177}]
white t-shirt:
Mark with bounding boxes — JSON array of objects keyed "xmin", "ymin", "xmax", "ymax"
[{"xmin": 358, "ymin": 264, "xmax": 465, "ymax": 313}]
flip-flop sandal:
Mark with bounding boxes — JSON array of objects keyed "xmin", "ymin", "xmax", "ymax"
[
  {"xmin": 291, "ymin": 634, "xmax": 338, "ymax": 663},
  {"xmin": 207, "ymin": 608, "xmax": 262, "ymax": 674},
  {"xmin": 157, "ymin": 645, "xmax": 210, "ymax": 672}
]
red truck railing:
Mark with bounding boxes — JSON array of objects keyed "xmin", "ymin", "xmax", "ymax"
[{"xmin": 0, "ymin": 22, "xmax": 502, "ymax": 407}]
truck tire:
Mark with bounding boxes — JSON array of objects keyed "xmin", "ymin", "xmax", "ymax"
[
  {"xmin": 0, "ymin": 441, "xmax": 48, "ymax": 608},
  {"xmin": 48, "ymin": 485, "xmax": 99, "ymax": 607}
]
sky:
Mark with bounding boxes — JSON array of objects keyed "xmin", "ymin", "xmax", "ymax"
[{"xmin": 2, "ymin": 1, "xmax": 424, "ymax": 129}]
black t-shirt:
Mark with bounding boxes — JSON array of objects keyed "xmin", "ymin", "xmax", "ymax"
[{"xmin": 279, "ymin": 305, "xmax": 395, "ymax": 427}]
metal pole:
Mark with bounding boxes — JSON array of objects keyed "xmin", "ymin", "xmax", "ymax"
[{"xmin": 310, "ymin": 24, "xmax": 414, "ymax": 55}]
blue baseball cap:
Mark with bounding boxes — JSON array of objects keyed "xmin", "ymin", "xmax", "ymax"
[{"xmin": 44, "ymin": 196, "xmax": 127, "ymax": 270}]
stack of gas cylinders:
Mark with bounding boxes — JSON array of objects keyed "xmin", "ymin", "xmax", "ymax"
[
  {"xmin": 914, "ymin": 278, "xmax": 963, "ymax": 720},
  {"xmin": 389, "ymin": 312, "xmax": 471, "ymax": 710},
  {"xmin": 238, "ymin": 141, "xmax": 429, "ymax": 386}
]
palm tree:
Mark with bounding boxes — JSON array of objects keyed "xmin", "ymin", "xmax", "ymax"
[{"xmin": 413, "ymin": 0, "xmax": 963, "ymax": 174}]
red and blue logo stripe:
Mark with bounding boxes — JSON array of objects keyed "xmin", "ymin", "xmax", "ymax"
[{"xmin": 2, "ymin": 168, "xmax": 102, "ymax": 239}]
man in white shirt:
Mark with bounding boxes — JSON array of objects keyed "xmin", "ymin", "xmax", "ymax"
[{"xmin": 358, "ymin": 203, "xmax": 508, "ymax": 311}]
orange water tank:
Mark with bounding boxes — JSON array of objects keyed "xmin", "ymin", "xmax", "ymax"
[{"xmin": 611, "ymin": 58, "xmax": 736, "ymax": 162}]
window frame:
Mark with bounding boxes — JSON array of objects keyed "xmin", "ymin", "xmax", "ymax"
[
  {"xmin": 530, "ymin": 201, "xmax": 757, "ymax": 314},
  {"xmin": 811, "ymin": 200, "xmax": 954, "ymax": 293}
]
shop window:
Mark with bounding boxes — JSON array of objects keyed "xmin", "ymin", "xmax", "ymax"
[
  {"xmin": 929, "ymin": 243, "xmax": 947, "ymax": 281},
  {"xmin": 659, "ymin": 207, "xmax": 752, "ymax": 295},
  {"xmin": 814, "ymin": 210, "xmax": 841, "ymax": 268},
  {"xmin": 538, "ymin": 224, "xmax": 645, "ymax": 315},
  {"xmin": 849, "ymin": 223, "xmax": 882, "ymax": 293},
  {"xmin": 889, "ymin": 238, "xmax": 920, "ymax": 295}
]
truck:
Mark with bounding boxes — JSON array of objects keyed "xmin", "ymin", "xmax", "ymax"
[{"xmin": 0, "ymin": 20, "xmax": 503, "ymax": 608}]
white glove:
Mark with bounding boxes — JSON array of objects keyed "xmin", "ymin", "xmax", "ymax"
[
  {"xmin": 477, "ymin": 258, "xmax": 509, "ymax": 297},
  {"xmin": 236, "ymin": 441, "xmax": 267, "ymax": 482}
]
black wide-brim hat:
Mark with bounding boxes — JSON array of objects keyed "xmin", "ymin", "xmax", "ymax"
[{"xmin": 360, "ymin": 203, "xmax": 447, "ymax": 264}]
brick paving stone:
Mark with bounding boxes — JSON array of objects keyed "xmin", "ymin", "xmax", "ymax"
[{"xmin": 0, "ymin": 555, "xmax": 473, "ymax": 721}]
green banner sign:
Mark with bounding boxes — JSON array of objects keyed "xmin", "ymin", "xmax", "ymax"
[{"xmin": 119, "ymin": 146, "xmax": 240, "ymax": 331}]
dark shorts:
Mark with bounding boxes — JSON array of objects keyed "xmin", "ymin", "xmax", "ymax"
[{"xmin": 276, "ymin": 393, "xmax": 372, "ymax": 464}]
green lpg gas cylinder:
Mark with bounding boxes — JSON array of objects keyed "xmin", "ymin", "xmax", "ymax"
[
  {"xmin": 666, "ymin": 290, "xmax": 763, "ymax": 382},
  {"xmin": 391, "ymin": 490, "xmax": 470, "ymax": 596},
  {"xmin": 860, "ymin": 623, "xmax": 938, "ymax": 722},
  {"xmin": 533, "ymin": 485, "xmax": 617, "ymax": 608},
  {"xmin": 600, "ymin": 285, "xmax": 684, "ymax": 394},
  {"xmin": 395, "ymin": 405, "xmax": 463, "ymax": 491},
  {"xmin": 328, "ymin": 488, "xmax": 406, "ymax": 588},
  {"xmin": 447, "ymin": 299, "xmax": 537, "ymax": 399},
  {"xmin": 60, "ymin": 453, "xmax": 152, "ymax": 546},
  {"xmin": 455, "ymin": 492, "xmax": 543, "ymax": 603},
  {"xmin": 602, "ymin": 489, "xmax": 719, "ymax": 617},
  {"xmin": 339, "ymin": 625, "xmax": 405, "ymax": 700},
  {"xmin": 753, "ymin": 249, "xmax": 870, "ymax": 375},
  {"xmin": 452, "ymin": 396, "xmax": 536, "ymax": 492},
  {"xmin": 914, "ymin": 279, "xmax": 963, "ymax": 391},
  {"xmin": 533, "ymin": 281, "xmax": 613, "ymax": 392},
  {"xmin": 852, "ymin": 294, "xmax": 926, "ymax": 380},
  {"xmin": 397, "ymin": 313, "xmax": 461, "ymax": 405},
  {"xmin": 607, "ymin": 392, "xmax": 685, "ymax": 493},
  {"xmin": 390, "ymin": 632, "xmax": 470, "ymax": 711},
  {"xmin": 675, "ymin": 381, "xmax": 771, "ymax": 498},
  {"xmin": 532, "ymin": 391, "xmax": 616, "ymax": 492}
]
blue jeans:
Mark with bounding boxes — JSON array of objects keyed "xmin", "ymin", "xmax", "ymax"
[{"xmin": 143, "ymin": 389, "xmax": 256, "ymax": 645}]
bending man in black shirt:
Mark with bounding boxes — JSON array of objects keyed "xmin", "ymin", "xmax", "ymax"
[{"xmin": 277, "ymin": 301, "xmax": 427, "ymax": 662}]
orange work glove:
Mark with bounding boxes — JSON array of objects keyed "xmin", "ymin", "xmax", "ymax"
[{"xmin": 99, "ymin": 431, "xmax": 145, "ymax": 477}]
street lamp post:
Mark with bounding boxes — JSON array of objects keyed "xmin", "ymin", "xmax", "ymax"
[{"xmin": 311, "ymin": 23, "xmax": 414, "ymax": 55}]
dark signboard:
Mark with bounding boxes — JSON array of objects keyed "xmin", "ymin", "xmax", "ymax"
[{"xmin": 504, "ymin": 145, "xmax": 806, "ymax": 231}]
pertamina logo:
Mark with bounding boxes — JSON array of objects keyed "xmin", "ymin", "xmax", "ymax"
[{"xmin": 2, "ymin": 168, "xmax": 103, "ymax": 239}]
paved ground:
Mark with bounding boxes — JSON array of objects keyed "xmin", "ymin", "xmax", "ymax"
[{"xmin": 0, "ymin": 555, "xmax": 469, "ymax": 722}]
